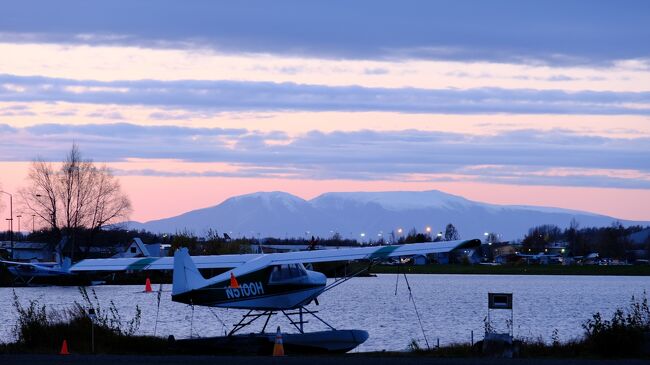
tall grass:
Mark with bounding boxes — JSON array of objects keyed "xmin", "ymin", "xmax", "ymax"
[{"xmin": 7, "ymin": 287, "xmax": 166, "ymax": 354}]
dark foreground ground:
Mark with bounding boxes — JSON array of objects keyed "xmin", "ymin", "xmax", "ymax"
[{"xmin": 1, "ymin": 355, "xmax": 649, "ymax": 365}]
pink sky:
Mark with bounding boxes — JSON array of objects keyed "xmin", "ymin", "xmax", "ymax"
[
  {"xmin": 1, "ymin": 161, "xmax": 649, "ymax": 223},
  {"xmin": 1, "ymin": 29, "xmax": 649, "ymax": 225}
]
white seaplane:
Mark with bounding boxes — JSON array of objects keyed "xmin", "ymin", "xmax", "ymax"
[{"xmin": 72, "ymin": 238, "xmax": 480, "ymax": 353}]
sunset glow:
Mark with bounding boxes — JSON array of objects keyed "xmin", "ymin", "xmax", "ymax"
[{"xmin": 1, "ymin": 1, "xmax": 649, "ymax": 224}]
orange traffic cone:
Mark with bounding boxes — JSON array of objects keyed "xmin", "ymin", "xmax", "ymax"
[
  {"xmin": 59, "ymin": 339, "xmax": 70, "ymax": 355},
  {"xmin": 229, "ymin": 273, "xmax": 239, "ymax": 288},
  {"xmin": 272, "ymin": 326, "xmax": 285, "ymax": 356},
  {"xmin": 145, "ymin": 277, "xmax": 153, "ymax": 292}
]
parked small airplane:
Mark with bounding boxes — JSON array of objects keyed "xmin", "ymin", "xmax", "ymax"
[
  {"xmin": 72, "ymin": 239, "xmax": 480, "ymax": 352},
  {"xmin": 171, "ymin": 240, "xmax": 476, "ymax": 309},
  {"xmin": 0, "ymin": 256, "xmax": 73, "ymax": 284},
  {"xmin": 0, "ymin": 238, "xmax": 72, "ymax": 284}
]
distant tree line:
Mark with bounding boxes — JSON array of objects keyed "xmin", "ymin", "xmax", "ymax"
[{"xmin": 521, "ymin": 220, "xmax": 649, "ymax": 259}]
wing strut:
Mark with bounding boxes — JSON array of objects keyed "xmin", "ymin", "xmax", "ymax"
[
  {"xmin": 395, "ymin": 263, "xmax": 431, "ymax": 350},
  {"xmin": 321, "ymin": 260, "xmax": 377, "ymax": 294}
]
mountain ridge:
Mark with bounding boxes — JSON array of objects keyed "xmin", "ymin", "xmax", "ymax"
[{"xmin": 126, "ymin": 190, "xmax": 647, "ymax": 240}]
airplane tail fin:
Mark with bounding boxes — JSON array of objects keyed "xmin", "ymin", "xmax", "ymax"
[{"xmin": 172, "ymin": 248, "xmax": 209, "ymax": 296}]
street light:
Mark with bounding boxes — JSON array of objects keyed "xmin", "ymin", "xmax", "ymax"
[
  {"xmin": 0, "ymin": 191, "xmax": 13, "ymax": 259},
  {"xmin": 16, "ymin": 215, "xmax": 21, "ymax": 238},
  {"xmin": 32, "ymin": 215, "xmax": 35, "ymax": 233}
]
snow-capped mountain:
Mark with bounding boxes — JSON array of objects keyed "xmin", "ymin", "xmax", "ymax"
[{"xmin": 126, "ymin": 190, "xmax": 647, "ymax": 240}]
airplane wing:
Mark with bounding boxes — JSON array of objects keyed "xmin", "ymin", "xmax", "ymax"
[
  {"xmin": 0, "ymin": 259, "xmax": 58, "ymax": 268},
  {"xmin": 265, "ymin": 239, "xmax": 480, "ymax": 266},
  {"xmin": 208, "ymin": 239, "xmax": 481, "ymax": 283},
  {"xmin": 1, "ymin": 259, "xmax": 73, "ymax": 278},
  {"xmin": 69, "ymin": 253, "xmax": 263, "ymax": 272},
  {"xmin": 72, "ymin": 239, "xmax": 480, "ymax": 273}
]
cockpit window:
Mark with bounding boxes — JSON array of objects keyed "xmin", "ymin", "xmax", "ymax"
[{"xmin": 269, "ymin": 263, "xmax": 308, "ymax": 283}]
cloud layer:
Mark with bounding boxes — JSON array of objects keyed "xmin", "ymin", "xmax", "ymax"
[
  {"xmin": 2, "ymin": 74, "xmax": 649, "ymax": 115},
  {"xmin": 2, "ymin": 1, "xmax": 649, "ymax": 64},
  {"xmin": 1, "ymin": 122, "xmax": 648, "ymax": 189}
]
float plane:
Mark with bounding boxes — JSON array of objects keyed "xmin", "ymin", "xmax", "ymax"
[
  {"xmin": 0, "ymin": 256, "xmax": 72, "ymax": 284},
  {"xmin": 72, "ymin": 239, "xmax": 481, "ymax": 352},
  {"xmin": 0, "ymin": 238, "xmax": 72, "ymax": 284}
]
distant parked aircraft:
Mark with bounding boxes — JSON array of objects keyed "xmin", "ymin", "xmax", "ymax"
[
  {"xmin": 0, "ymin": 238, "xmax": 73, "ymax": 284},
  {"xmin": 1, "ymin": 256, "xmax": 73, "ymax": 284}
]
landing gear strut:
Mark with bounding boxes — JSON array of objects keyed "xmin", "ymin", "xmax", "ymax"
[{"xmin": 228, "ymin": 306, "xmax": 335, "ymax": 336}]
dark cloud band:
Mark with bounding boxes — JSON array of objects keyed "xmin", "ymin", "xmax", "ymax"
[
  {"xmin": 2, "ymin": 74, "xmax": 650, "ymax": 115},
  {"xmin": 1, "ymin": 122, "xmax": 649, "ymax": 189},
  {"xmin": 1, "ymin": 1, "xmax": 649, "ymax": 65}
]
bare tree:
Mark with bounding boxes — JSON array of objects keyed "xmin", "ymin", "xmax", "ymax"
[
  {"xmin": 444, "ymin": 223, "xmax": 460, "ymax": 241},
  {"xmin": 20, "ymin": 144, "xmax": 132, "ymax": 258}
]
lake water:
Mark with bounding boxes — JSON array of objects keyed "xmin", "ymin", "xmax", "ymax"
[{"xmin": 1, "ymin": 274, "xmax": 649, "ymax": 352}]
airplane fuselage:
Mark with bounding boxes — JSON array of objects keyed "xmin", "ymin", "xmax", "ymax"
[{"xmin": 172, "ymin": 264, "xmax": 327, "ymax": 310}]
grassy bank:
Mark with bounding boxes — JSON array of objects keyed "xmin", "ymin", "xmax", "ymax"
[{"xmin": 371, "ymin": 264, "xmax": 650, "ymax": 276}]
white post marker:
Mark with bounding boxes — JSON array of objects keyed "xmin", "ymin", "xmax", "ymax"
[{"xmin": 88, "ymin": 308, "xmax": 97, "ymax": 353}]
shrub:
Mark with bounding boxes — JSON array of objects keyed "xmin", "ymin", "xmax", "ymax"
[{"xmin": 582, "ymin": 292, "xmax": 650, "ymax": 357}]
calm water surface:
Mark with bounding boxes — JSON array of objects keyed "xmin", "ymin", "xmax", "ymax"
[{"xmin": 1, "ymin": 274, "xmax": 649, "ymax": 352}]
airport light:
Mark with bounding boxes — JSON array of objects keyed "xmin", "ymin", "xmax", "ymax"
[{"xmin": 0, "ymin": 190, "xmax": 13, "ymax": 259}]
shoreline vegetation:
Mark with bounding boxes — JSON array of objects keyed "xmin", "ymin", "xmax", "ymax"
[{"xmin": 1, "ymin": 289, "xmax": 649, "ymax": 359}]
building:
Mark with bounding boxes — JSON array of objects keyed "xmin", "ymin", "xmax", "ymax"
[
  {"xmin": 114, "ymin": 238, "xmax": 169, "ymax": 258},
  {"xmin": 0, "ymin": 241, "xmax": 53, "ymax": 261}
]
